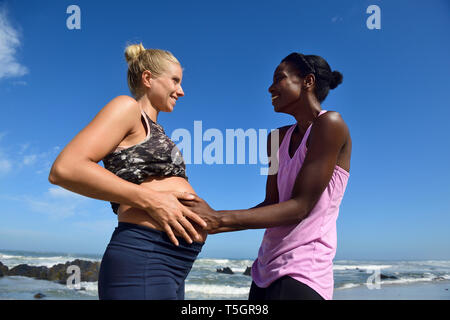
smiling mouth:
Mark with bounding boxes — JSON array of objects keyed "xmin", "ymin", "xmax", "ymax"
[{"xmin": 271, "ymin": 95, "xmax": 279, "ymax": 101}]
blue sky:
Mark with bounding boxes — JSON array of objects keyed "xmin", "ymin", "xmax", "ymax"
[{"xmin": 0, "ymin": 0, "xmax": 449, "ymax": 260}]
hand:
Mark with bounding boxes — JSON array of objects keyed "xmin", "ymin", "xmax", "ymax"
[
  {"xmin": 179, "ymin": 195, "xmax": 221, "ymax": 233},
  {"xmin": 143, "ymin": 190, "xmax": 207, "ymax": 246}
]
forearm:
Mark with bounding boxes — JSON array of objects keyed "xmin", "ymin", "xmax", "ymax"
[
  {"xmin": 49, "ymin": 160, "xmax": 148, "ymax": 210},
  {"xmin": 250, "ymin": 201, "xmax": 266, "ymax": 209},
  {"xmin": 209, "ymin": 226, "xmax": 245, "ymax": 234},
  {"xmin": 211, "ymin": 201, "xmax": 267, "ymax": 233},
  {"xmin": 218, "ymin": 199, "xmax": 308, "ymax": 230}
]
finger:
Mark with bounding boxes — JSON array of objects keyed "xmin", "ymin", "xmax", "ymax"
[
  {"xmin": 172, "ymin": 192, "xmax": 196, "ymax": 201},
  {"xmin": 179, "ymin": 199, "xmax": 195, "ymax": 207},
  {"xmin": 189, "ymin": 194, "xmax": 203, "ymax": 202},
  {"xmin": 163, "ymin": 224, "xmax": 179, "ymax": 246},
  {"xmin": 182, "ymin": 207, "xmax": 208, "ymax": 228},
  {"xmin": 178, "ymin": 216, "xmax": 202, "ymax": 242},
  {"xmin": 170, "ymin": 220, "xmax": 193, "ymax": 244}
]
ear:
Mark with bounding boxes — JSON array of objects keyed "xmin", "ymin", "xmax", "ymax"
[
  {"xmin": 141, "ymin": 70, "xmax": 153, "ymax": 90},
  {"xmin": 303, "ymin": 73, "xmax": 316, "ymax": 90}
]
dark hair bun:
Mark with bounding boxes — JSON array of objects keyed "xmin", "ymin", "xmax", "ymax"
[{"xmin": 329, "ymin": 71, "xmax": 343, "ymax": 89}]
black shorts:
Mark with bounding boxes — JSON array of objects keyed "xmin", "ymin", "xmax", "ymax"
[
  {"xmin": 249, "ymin": 276, "xmax": 325, "ymax": 300},
  {"xmin": 98, "ymin": 222, "xmax": 203, "ymax": 300}
]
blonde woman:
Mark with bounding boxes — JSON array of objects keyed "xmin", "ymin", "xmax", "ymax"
[{"xmin": 48, "ymin": 43, "xmax": 207, "ymax": 300}]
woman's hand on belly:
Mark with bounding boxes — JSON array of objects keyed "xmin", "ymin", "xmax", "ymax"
[
  {"xmin": 135, "ymin": 188, "xmax": 207, "ymax": 246},
  {"xmin": 180, "ymin": 195, "xmax": 222, "ymax": 233}
]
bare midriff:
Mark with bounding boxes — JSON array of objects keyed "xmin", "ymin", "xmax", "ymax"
[{"xmin": 117, "ymin": 176, "xmax": 207, "ymax": 243}]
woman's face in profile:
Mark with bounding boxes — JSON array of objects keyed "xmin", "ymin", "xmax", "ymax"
[
  {"xmin": 268, "ymin": 62, "xmax": 304, "ymax": 114},
  {"xmin": 148, "ymin": 62, "xmax": 185, "ymax": 113}
]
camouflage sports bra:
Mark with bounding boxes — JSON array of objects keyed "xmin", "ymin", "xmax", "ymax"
[{"xmin": 102, "ymin": 109, "xmax": 187, "ymax": 214}]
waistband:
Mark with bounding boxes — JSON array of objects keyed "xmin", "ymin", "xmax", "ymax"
[{"xmin": 116, "ymin": 222, "xmax": 205, "ymax": 251}]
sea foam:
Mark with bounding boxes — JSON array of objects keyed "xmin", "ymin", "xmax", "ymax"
[{"xmin": 185, "ymin": 284, "xmax": 249, "ymax": 296}]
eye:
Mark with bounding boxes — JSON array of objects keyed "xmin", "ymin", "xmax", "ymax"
[
  {"xmin": 172, "ymin": 77, "xmax": 180, "ymax": 84},
  {"xmin": 273, "ymin": 75, "xmax": 285, "ymax": 83}
]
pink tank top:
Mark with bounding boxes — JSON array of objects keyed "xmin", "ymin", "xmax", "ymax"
[{"xmin": 251, "ymin": 110, "xmax": 350, "ymax": 300}]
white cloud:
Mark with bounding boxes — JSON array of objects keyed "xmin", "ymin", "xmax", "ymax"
[
  {"xmin": 12, "ymin": 80, "xmax": 27, "ymax": 86},
  {"xmin": 8, "ymin": 187, "xmax": 89, "ymax": 220},
  {"xmin": 23, "ymin": 154, "xmax": 37, "ymax": 165},
  {"xmin": 47, "ymin": 186, "xmax": 85, "ymax": 200},
  {"xmin": 18, "ymin": 142, "xmax": 30, "ymax": 155},
  {"xmin": 0, "ymin": 4, "xmax": 28, "ymax": 79},
  {"xmin": 34, "ymin": 147, "xmax": 60, "ymax": 174},
  {"xmin": 24, "ymin": 196, "xmax": 80, "ymax": 219},
  {"xmin": 0, "ymin": 136, "xmax": 12, "ymax": 174},
  {"xmin": 2, "ymin": 141, "xmax": 61, "ymax": 174},
  {"xmin": 0, "ymin": 158, "xmax": 12, "ymax": 174},
  {"xmin": 331, "ymin": 16, "xmax": 343, "ymax": 23}
]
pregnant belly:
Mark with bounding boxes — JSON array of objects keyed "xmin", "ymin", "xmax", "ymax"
[{"xmin": 117, "ymin": 176, "xmax": 207, "ymax": 243}]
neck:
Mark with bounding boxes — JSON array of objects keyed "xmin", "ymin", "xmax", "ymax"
[
  {"xmin": 137, "ymin": 95, "xmax": 159, "ymax": 122},
  {"xmin": 292, "ymin": 95, "xmax": 322, "ymax": 134}
]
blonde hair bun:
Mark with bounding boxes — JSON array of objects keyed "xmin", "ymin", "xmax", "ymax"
[
  {"xmin": 124, "ymin": 42, "xmax": 181, "ymax": 98},
  {"xmin": 124, "ymin": 43, "xmax": 146, "ymax": 65}
]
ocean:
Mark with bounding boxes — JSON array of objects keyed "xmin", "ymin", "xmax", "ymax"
[{"xmin": 1, "ymin": 249, "xmax": 450, "ymax": 300}]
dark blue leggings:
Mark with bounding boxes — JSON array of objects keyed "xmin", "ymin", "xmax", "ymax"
[{"xmin": 98, "ymin": 222, "xmax": 203, "ymax": 300}]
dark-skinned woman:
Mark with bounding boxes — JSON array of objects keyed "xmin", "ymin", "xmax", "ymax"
[{"xmin": 182, "ymin": 53, "xmax": 352, "ymax": 300}]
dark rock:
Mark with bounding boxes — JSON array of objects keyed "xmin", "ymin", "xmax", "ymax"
[
  {"xmin": 216, "ymin": 267, "xmax": 234, "ymax": 275},
  {"xmin": 0, "ymin": 261, "xmax": 9, "ymax": 277},
  {"xmin": 3, "ymin": 259, "xmax": 100, "ymax": 283},
  {"xmin": 380, "ymin": 274, "xmax": 398, "ymax": 280},
  {"xmin": 49, "ymin": 259, "xmax": 100, "ymax": 284},
  {"xmin": 243, "ymin": 267, "xmax": 251, "ymax": 276},
  {"xmin": 9, "ymin": 264, "xmax": 49, "ymax": 280},
  {"xmin": 34, "ymin": 293, "xmax": 46, "ymax": 299}
]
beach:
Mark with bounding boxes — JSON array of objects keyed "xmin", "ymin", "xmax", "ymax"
[
  {"xmin": 334, "ymin": 280, "xmax": 450, "ymax": 300},
  {"xmin": 1, "ymin": 250, "xmax": 449, "ymax": 300}
]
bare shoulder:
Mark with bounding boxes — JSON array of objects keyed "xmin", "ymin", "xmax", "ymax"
[
  {"xmin": 109, "ymin": 95, "xmax": 138, "ymax": 106},
  {"xmin": 319, "ymin": 110, "xmax": 347, "ymax": 124},
  {"xmin": 101, "ymin": 95, "xmax": 141, "ymax": 119},
  {"xmin": 317, "ymin": 111, "xmax": 349, "ymax": 134},
  {"xmin": 54, "ymin": 95, "xmax": 143, "ymax": 163},
  {"xmin": 310, "ymin": 110, "xmax": 349, "ymax": 147},
  {"xmin": 90, "ymin": 95, "xmax": 143, "ymax": 137}
]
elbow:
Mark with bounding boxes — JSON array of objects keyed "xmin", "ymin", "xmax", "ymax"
[
  {"xmin": 48, "ymin": 173, "xmax": 59, "ymax": 185},
  {"xmin": 48, "ymin": 166, "xmax": 60, "ymax": 185},
  {"xmin": 48, "ymin": 162, "xmax": 67, "ymax": 185},
  {"xmin": 290, "ymin": 198, "xmax": 310, "ymax": 222}
]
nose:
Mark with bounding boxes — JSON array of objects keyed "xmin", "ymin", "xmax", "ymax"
[
  {"xmin": 177, "ymin": 85, "xmax": 185, "ymax": 97},
  {"xmin": 268, "ymin": 83, "xmax": 275, "ymax": 94}
]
